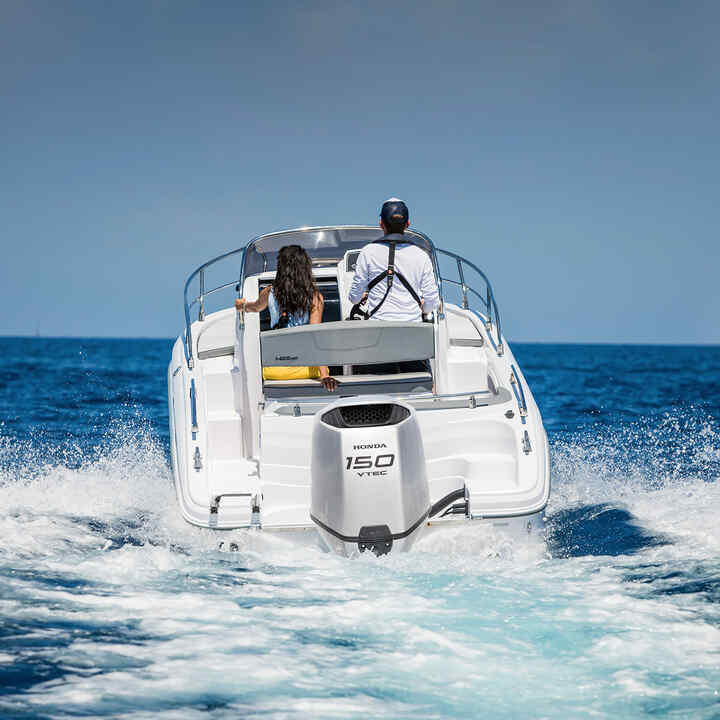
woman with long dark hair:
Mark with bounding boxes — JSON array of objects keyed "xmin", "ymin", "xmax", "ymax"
[{"xmin": 235, "ymin": 245, "xmax": 337, "ymax": 391}]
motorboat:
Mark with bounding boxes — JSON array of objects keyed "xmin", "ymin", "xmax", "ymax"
[{"xmin": 168, "ymin": 226, "xmax": 550, "ymax": 555}]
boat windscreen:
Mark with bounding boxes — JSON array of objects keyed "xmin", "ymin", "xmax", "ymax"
[{"xmin": 242, "ymin": 227, "xmax": 434, "ymax": 277}]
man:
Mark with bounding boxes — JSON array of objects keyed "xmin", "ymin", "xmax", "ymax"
[
  {"xmin": 349, "ymin": 198, "xmax": 440, "ymax": 373},
  {"xmin": 349, "ymin": 198, "xmax": 440, "ymax": 322}
]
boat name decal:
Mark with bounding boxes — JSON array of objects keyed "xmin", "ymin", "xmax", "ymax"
[{"xmin": 275, "ymin": 355, "xmax": 298, "ymax": 361}]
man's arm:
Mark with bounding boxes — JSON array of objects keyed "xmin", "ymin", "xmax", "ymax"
[
  {"xmin": 348, "ymin": 250, "xmax": 370, "ymax": 304},
  {"xmin": 420, "ymin": 255, "xmax": 440, "ymax": 311}
]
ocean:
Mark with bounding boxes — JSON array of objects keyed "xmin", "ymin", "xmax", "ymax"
[{"xmin": 1, "ymin": 338, "xmax": 719, "ymax": 719}]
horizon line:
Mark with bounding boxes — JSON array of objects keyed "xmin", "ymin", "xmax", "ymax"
[{"xmin": 1, "ymin": 334, "xmax": 719, "ymax": 349}]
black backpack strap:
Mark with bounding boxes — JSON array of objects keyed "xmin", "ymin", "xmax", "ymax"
[
  {"xmin": 350, "ymin": 235, "xmax": 424, "ymax": 320},
  {"xmin": 366, "ymin": 239, "xmax": 423, "ymax": 318},
  {"xmin": 386, "ymin": 238, "xmax": 397, "ymax": 289},
  {"xmin": 366, "ymin": 270, "xmax": 388, "ymax": 292},
  {"xmin": 366, "ymin": 282, "xmax": 393, "ymax": 319},
  {"xmin": 365, "ymin": 238, "xmax": 396, "ymax": 293},
  {"xmin": 393, "ymin": 270, "xmax": 422, "ymax": 308},
  {"xmin": 365, "ymin": 239, "xmax": 396, "ymax": 319}
]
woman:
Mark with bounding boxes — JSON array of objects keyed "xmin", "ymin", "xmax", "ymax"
[{"xmin": 235, "ymin": 245, "xmax": 337, "ymax": 392}]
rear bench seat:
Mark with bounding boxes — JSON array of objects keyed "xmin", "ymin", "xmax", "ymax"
[
  {"xmin": 260, "ymin": 320, "xmax": 435, "ymax": 398},
  {"xmin": 196, "ymin": 316, "xmax": 435, "ymax": 396},
  {"xmin": 263, "ymin": 371, "xmax": 432, "ymax": 398}
]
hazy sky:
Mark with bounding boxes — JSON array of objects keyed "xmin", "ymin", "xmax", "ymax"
[{"xmin": 2, "ymin": 1, "xmax": 718, "ymax": 343}]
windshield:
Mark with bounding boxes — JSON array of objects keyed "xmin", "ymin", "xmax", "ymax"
[{"xmin": 242, "ymin": 226, "xmax": 435, "ymax": 278}]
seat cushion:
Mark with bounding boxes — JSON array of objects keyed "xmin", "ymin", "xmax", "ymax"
[{"xmin": 263, "ymin": 372, "xmax": 433, "ymax": 398}]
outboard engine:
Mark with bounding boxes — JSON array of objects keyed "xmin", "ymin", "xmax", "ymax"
[{"xmin": 310, "ymin": 397, "xmax": 430, "ymax": 556}]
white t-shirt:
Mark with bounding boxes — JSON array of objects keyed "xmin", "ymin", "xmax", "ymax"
[{"xmin": 348, "ymin": 240, "xmax": 440, "ymax": 322}]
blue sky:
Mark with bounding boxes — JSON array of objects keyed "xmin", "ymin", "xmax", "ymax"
[{"xmin": 2, "ymin": 0, "xmax": 718, "ymax": 343}]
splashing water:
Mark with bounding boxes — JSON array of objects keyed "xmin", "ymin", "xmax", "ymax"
[{"xmin": 0, "ymin": 339, "xmax": 719, "ymax": 718}]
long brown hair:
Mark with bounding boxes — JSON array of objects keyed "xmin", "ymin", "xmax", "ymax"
[{"xmin": 272, "ymin": 245, "xmax": 316, "ymax": 316}]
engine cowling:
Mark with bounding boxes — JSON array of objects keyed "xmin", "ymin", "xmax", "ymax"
[{"xmin": 310, "ymin": 397, "xmax": 430, "ymax": 555}]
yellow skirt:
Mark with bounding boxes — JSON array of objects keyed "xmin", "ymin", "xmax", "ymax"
[{"xmin": 262, "ymin": 366, "xmax": 321, "ymax": 381}]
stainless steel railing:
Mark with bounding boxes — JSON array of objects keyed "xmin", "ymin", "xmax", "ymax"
[
  {"xmin": 435, "ymin": 248, "xmax": 503, "ymax": 355},
  {"xmin": 182, "ymin": 229, "xmax": 504, "ymax": 368},
  {"xmin": 509, "ymin": 364, "xmax": 528, "ymax": 422},
  {"xmin": 182, "ymin": 244, "xmax": 249, "ymax": 368}
]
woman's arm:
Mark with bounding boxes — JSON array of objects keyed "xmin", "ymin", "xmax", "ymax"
[
  {"xmin": 309, "ymin": 292, "xmax": 337, "ymax": 392},
  {"xmin": 309, "ymin": 291, "xmax": 324, "ymax": 324},
  {"xmin": 235, "ymin": 285, "xmax": 271, "ymax": 313}
]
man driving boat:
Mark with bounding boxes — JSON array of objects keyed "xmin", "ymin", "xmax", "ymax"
[
  {"xmin": 349, "ymin": 198, "xmax": 439, "ymax": 322},
  {"xmin": 349, "ymin": 198, "xmax": 440, "ymax": 373}
]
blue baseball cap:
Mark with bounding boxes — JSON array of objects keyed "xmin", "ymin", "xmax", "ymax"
[{"xmin": 380, "ymin": 197, "xmax": 409, "ymax": 226}]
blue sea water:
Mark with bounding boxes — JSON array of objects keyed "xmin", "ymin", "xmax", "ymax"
[{"xmin": 1, "ymin": 338, "xmax": 719, "ymax": 719}]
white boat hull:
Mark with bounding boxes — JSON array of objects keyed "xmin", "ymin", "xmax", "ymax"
[
  {"xmin": 168, "ymin": 314, "xmax": 550, "ymax": 550},
  {"xmin": 168, "ymin": 227, "xmax": 551, "ymax": 554}
]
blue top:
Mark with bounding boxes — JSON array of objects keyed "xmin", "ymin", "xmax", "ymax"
[{"xmin": 268, "ymin": 288, "xmax": 310, "ymax": 328}]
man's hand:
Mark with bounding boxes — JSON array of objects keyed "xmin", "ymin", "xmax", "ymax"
[{"xmin": 235, "ymin": 298, "xmax": 246, "ymax": 312}]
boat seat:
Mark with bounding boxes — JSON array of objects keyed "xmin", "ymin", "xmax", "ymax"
[
  {"xmin": 260, "ymin": 320, "xmax": 434, "ymax": 367},
  {"xmin": 197, "ymin": 311, "xmax": 235, "ymax": 360},
  {"xmin": 263, "ymin": 371, "xmax": 433, "ymax": 398}
]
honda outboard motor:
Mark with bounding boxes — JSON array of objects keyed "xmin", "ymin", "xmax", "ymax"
[{"xmin": 310, "ymin": 397, "xmax": 430, "ymax": 556}]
